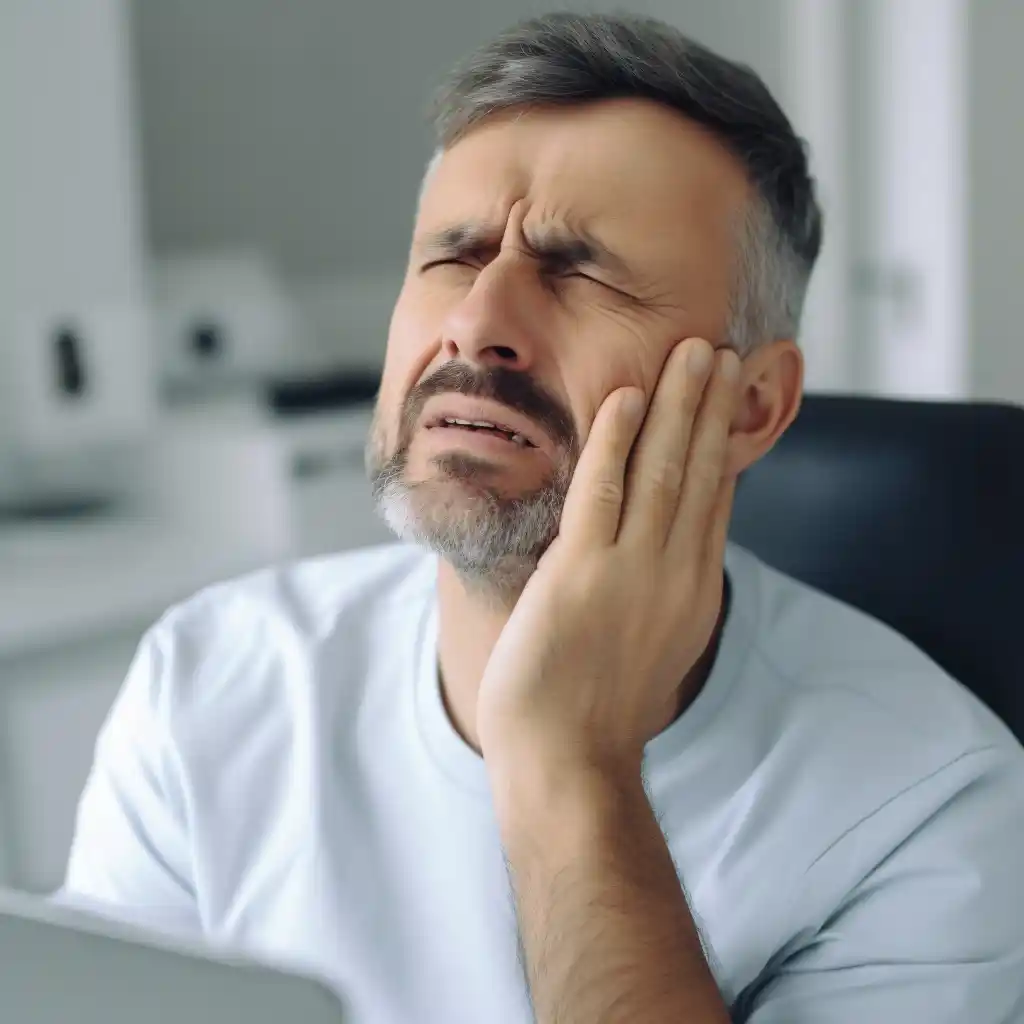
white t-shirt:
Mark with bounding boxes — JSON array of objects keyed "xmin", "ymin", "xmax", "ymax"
[{"xmin": 60, "ymin": 542, "xmax": 1024, "ymax": 1023}]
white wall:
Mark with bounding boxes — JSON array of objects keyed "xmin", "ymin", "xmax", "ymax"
[
  {"xmin": 853, "ymin": 0, "xmax": 968, "ymax": 399},
  {"xmin": 967, "ymin": 2, "xmax": 1024, "ymax": 404},
  {"xmin": 130, "ymin": 0, "xmax": 550, "ymax": 279},
  {"xmin": 840, "ymin": 0, "xmax": 1023, "ymax": 405},
  {"xmin": 2, "ymin": 0, "xmax": 146, "ymax": 314}
]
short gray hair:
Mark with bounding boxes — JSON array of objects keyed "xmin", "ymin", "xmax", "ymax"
[{"xmin": 429, "ymin": 12, "xmax": 823, "ymax": 353}]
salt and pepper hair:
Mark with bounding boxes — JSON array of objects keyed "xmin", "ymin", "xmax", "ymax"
[{"xmin": 425, "ymin": 11, "xmax": 823, "ymax": 352}]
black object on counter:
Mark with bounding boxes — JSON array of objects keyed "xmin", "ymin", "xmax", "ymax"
[{"xmin": 265, "ymin": 369, "xmax": 381, "ymax": 416}]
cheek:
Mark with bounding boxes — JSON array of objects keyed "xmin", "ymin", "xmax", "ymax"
[
  {"xmin": 376, "ymin": 286, "xmax": 445, "ymax": 444},
  {"xmin": 565, "ymin": 336, "xmax": 656, "ymax": 445}
]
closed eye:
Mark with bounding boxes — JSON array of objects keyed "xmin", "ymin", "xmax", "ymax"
[
  {"xmin": 421, "ymin": 258, "xmax": 471, "ymax": 270},
  {"xmin": 420, "ymin": 258, "xmax": 637, "ymax": 301},
  {"xmin": 419, "ymin": 258, "xmax": 485, "ymax": 276},
  {"xmin": 542, "ymin": 260, "xmax": 612, "ymax": 289},
  {"xmin": 553, "ymin": 268, "xmax": 636, "ymax": 300}
]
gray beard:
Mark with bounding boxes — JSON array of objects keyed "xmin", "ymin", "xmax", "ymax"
[{"xmin": 367, "ymin": 438, "xmax": 571, "ymax": 602}]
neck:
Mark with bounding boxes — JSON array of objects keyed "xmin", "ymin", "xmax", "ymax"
[
  {"xmin": 436, "ymin": 561, "xmax": 730, "ymax": 756},
  {"xmin": 435, "ymin": 560, "xmax": 511, "ymax": 753}
]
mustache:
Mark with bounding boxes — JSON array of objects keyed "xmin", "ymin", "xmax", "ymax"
[{"xmin": 400, "ymin": 362, "xmax": 577, "ymax": 451}]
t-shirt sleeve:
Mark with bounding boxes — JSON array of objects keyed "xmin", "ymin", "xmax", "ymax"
[
  {"xmin": 740, "ymin": 745, "xmax": 1024, "ymax": 1023},
  {"xmin": 53, "ymin": 624, "xmax": 202, "ymax": 939}
]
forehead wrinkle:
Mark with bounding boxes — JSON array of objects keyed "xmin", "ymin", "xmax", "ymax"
[
  {"xmin": 418, "ymin": 161, "xmax": 656, "ymax": 286},
  {"xmin": 416, "ymin": 179, "xmax": 528, "ymax": 241},
  {"xmin": 418, "ymin": 201, "xmax": 538, "ymax": 262},
  {"xmin": 419, "ymin": 139, "xmax": 623, "ymax": 263},
  {"xmin": 524, "ymin": 213, "xmax": 629, "ymax": 275}
]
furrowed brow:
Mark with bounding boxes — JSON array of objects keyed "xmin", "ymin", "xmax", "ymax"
[
  {"xmin": 417, "ymin": 222, "xmax": 499, "ymax": 258},
  {"xmin": 524, "ymin": 225, "xmax": 630, "ymax": 277},
  {"xmin": 416, "ymin": 221, "xmax": 632, "ymax": 279}
]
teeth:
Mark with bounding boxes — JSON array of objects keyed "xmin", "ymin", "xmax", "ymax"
[
  {"xmin": 444, "ymin": 417, "xmax": 496, "ymax": 429},
  {"xmin": 440, "ymin": 416, "xmax": 532, "ymax": 447}
]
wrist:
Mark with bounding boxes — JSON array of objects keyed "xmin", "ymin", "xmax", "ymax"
[{"xmin": 487, "ymin": 743, "xmax": 648, "ymax": 850}]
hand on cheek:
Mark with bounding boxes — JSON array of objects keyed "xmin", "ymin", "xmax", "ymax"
[{"xmin": 477, "ymin": 337, "xmax": 742, "ymax": 789}]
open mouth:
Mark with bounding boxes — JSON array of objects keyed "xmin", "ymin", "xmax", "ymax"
[{"xmin": 430, "ymin": 417, "xmax": 537, "ymax": 448}]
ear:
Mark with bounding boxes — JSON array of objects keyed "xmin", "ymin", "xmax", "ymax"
[{"xmin": 726, "ymin": 339, "xmax": 803, "ymax": 476}]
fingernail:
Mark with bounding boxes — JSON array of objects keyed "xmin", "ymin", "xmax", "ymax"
[
  {"xmin": 687, "ymin": 339, "xmax": 714, "ymax": 376},
  {"xmin": 720, "ymin": 349, "xmax": 741, "ymax": 381}
]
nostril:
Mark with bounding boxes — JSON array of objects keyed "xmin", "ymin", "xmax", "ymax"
[{"xmin": 493, "ymin": 346, "xmax": 517, "ymax": 361}]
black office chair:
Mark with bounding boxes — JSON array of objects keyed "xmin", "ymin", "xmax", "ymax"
[{"xmin": 729, "ymin": 394, "xmax": 1024, "ymax": 742}]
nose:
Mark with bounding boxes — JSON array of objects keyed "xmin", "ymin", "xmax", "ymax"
[{"xmin": 439, "ymin": 257, "xmax": 541, "ymax": 371}]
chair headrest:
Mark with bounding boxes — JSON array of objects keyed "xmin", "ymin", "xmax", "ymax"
[{"xmin": 730, "ymin": 395, "xmax": 1024, "ymax": 741}]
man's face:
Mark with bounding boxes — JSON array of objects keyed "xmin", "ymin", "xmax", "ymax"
[{"xmin": 368, "ymin": 98, "xmax": 750, "ymax": 590}]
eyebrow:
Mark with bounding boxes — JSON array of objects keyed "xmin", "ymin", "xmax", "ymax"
[{"xmin": 417, "ymin": 221, "xmax": 631, "ymax": 278}]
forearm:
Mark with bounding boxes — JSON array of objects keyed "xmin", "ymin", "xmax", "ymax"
[{"xmin": 495, "ymin": 762, "xmax": 730, "ymax": 1024}]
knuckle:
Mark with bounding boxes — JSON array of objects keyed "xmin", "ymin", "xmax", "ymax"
[
  {"xmin": 688, "ymin": 453, "xmax": 722, "ymax": 492},
  {"xmin": 647, "ymin": 460, "xmax": 683, "ymax": 495},
  {"xmin": 592, "ymin": 478, "xmax": 624, "ymax": 507},
  {"xmin": 685, "ymin": 455, "xmax": 712, "ymax": 483}
]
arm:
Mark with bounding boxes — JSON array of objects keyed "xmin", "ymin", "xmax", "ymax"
[
  {"xmin": 477, "ymin": 339, "xmax": 741, "ymax": 1021},
  {"xmin": 738, "ymin": 745, "xmax": 1024, "ymax": 1023},
  {"xmin": 496, "ymin": 761, "xmax": 729, "ymax": 1024},
  {"xmin": 495, "ymin": 742, "xmax": 1024, "ymax": 1024}
]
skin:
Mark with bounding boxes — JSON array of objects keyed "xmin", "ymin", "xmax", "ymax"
[{"xmin": 375, "ymin": 97, "xmax": 803, "ymax": 1021}]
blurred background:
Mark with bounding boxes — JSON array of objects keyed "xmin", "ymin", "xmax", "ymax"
[{"xmin": 1, "ymin": 0, "xmax": 1021, "ymax": 895}]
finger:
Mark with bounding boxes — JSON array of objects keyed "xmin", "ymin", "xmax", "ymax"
[
  {"xmin": 559, "ymin": 387, "xmax": 647, "ymax": 549},
  {"xmin": 668, "ymin": 348, "xmax": 742, "ymax": 556},
  {"xmin": 619, "ymin": 338, "xmax": 714, "ymax": 547},
  {"xmin": 704, "ymin": 471, "xmax": 737, "ymax": 575},
  {"xmin": 686, "ymin": 474, "xmax": 736, "ymax": 619}
]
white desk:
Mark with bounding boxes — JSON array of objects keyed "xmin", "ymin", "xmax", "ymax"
[{"xmin": 0, "ymin": 518, "xmax": 276, "ymax": 662}]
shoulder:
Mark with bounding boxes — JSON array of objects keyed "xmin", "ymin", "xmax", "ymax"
[
  {"xmin": 727, "ymin": 542, "xmax": 1019, "ymax": 762},
  {"xmin": 136, "ymin": 542, "xmax": 436, "ymax": 721},
  {"xmin": 707, "ymin": 547, "xmax": 1024, "ymax": 977},
  {"xmin": 722, "ymin": 544, "xmax": 1024, "ymax": 869}
]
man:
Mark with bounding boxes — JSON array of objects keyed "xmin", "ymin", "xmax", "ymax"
[{"xmin": 61, "ymin": 12, "xmax": 1024, "ymax": 1024}]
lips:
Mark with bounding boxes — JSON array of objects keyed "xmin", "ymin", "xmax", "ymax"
[
  {"xmin": 433, "ymin": 416, "xmax": 534, "ymax": 447},
  {"xmin": 422, "ymin": 398, "xmax": 549, "ymax": 452}
]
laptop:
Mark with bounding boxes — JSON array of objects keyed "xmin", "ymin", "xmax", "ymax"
[{"xmin": 0, "ymin": 887, "xmax": 347, "ymax": 1023}]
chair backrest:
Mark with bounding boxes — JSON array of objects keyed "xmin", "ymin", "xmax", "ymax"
[{"xmin": 729, "ymin": 394, "xmax": 1024, "ymax": 742}]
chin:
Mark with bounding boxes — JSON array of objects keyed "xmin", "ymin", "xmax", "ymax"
[
  {"xmin": 408, "ymin": 451, "xmax": 532, "ymax": 501},
  {"xmin": 374, "ymin": 470, "xmax": 558, "ymax": 571},
  {"xmin": 369, "ymin": 435, "xmax": 567, "ymax": 587},
  {"xmin": 405, "ymin": 476, "xmax": 499, "ymax": 519}
]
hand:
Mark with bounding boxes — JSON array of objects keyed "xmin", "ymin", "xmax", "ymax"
[{"xmin": 477, "ymin": 338, "xmax": 741, "ymax": 787}]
